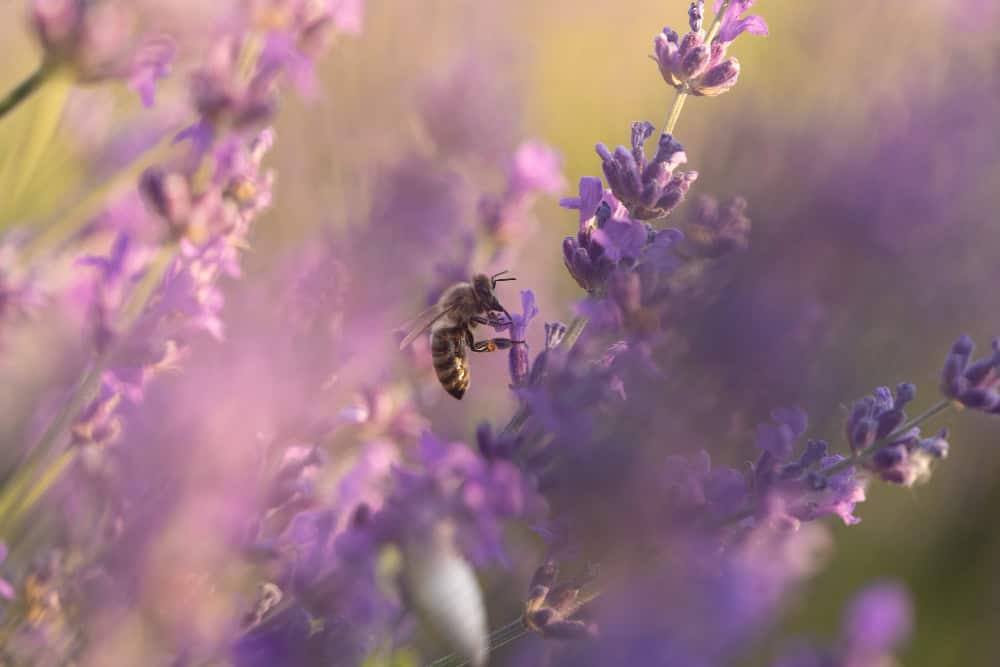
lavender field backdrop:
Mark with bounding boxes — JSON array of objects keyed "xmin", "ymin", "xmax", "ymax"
[{"xmin": 0, "ymin": 1, "xmax": 998, "ymax": 665}]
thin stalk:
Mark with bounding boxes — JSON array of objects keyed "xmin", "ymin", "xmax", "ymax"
[
  {"xmin": 663, "ymin": 86, "xmax": 689, "ymax": 135},
  {"xmin": 0, "ymin": 62, "xmax": 52, "ymax": 120}
]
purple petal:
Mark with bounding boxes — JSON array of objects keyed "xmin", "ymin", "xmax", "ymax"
[{"xmin": 843, "ymin": 582, "xmax": 913, "ymax": 653}]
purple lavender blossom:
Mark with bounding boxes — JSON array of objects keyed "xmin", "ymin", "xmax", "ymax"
[
  {"xmin": 773, "ymin": 582, "xmax": 913, "ymax": 667},
  {"xmin": 714, "ymin": 0, "xmax": 769, "ymax": 45},
  {"xmin": 652, "ymin": 0, "xmax": 767, "ymax": 97},
  {"xmin": 560, "ymin": 178, "xmax": 676, "ymax": 292},
  {"xmin": 595, "ymin": 121, "xmax": 698, "ymax": 220}
]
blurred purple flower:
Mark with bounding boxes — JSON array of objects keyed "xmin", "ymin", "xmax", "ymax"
[
  {"xmin": 508, "ymin": 141, "xmax": 566, "ymax": 200},
  {"xmin": 376, "ymin": 432, "xmax": 545, "ymax": 566},
  {"xmin": 842, "ymin": 581, "xmax": 913, "ymax": 657},
  {"xmin": 679, "ymin": 195, "xmax": 751, "ymax": 258}
]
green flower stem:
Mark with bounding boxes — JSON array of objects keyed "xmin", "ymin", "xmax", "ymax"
[
  {"xmin": 0, "ymin": 242, "xmax": 179, "ymax": 538},
  {"xmin": 663, "ymin": 85, "xmax": 689, "ymax": 135},
  {"xmin": 0, "ymin": 62, "xmax": 53, "ymax": 120}
]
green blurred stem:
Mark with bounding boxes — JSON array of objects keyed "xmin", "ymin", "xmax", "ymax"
[
  {"xmin": 0, "ymin": 242, "xmax": 178, "ymax": 537},
  {"xmin": 663, "ymin": 87, "xmax": 689, "ymax": 135},
  {"xmin": 821, "ymin": 399, "xmax": 954, "ymax": 478},
  {"xmin": 0, "ymin": 62, "xmax": 52, "ymax": 120}
]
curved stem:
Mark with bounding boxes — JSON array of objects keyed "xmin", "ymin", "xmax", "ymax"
[{"xmin": 0, "ymin": 62, "xmax": 52, "ymax": 120}]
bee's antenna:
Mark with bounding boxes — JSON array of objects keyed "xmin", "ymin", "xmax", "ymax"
[{"xmin": 491, "ymin": 269, "xmax": 517, "ymax": 289}]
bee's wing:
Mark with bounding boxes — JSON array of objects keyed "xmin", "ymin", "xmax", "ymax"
[{"xmin": 397, "ymin": 303, "xmax": 456, "ymax": 350}]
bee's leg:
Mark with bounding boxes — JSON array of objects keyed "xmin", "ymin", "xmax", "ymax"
[
  {"xmin": 470, "ymin": 337, "xmax": 526, "ymax": 353},
  {"xmin": 471, "ymin": 313, "xmax": 513, "ymax": 327}
]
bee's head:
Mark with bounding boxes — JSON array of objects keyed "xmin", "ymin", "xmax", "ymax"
[{"xmin": 472, "ymin": 271, "xmax": 516, "ymax": 317}]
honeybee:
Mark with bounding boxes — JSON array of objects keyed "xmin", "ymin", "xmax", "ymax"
[{"xmin": 398, "ymin": 271, "xmax": 522, "ymax": 399}]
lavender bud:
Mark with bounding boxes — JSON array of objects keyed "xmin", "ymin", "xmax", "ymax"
[
  {"xmin": 849, "ymin": 418, "xmax": 877, "ymax": 453},
  {"xmin": 806, "ymin": 471, "xmax": 827, "ymax": 491},
  {"xmin": 693, "ymin": 57, "xmax": 741, "ymax": 97},
  {"xmin": 688, "ymin": 1, "xmax": 705, "ymax": 32},
  {"xmin": 139, "ymin": 167, "xmax": 191, "ymax": 232},
  {"xmin": 872, "ymin": 445, "xmax": 905, "ymax": 470},
  {"xmin": 919, "ymin": 429, "xmax": 950, "ymax": 459},
  {"xmin": 798, "ymin": 439, "xmax": 829, "ymax": 468},
  {"xmin": 681, "ymin": 44, "xmax": 711, "ymax": 79},
  {"xmin": 894, "ymin": 383, "xmax": 917, "ymax": 406},
  {"xmin": 875, "ymin": 409, "xmax": 905, "ymax": 440}
]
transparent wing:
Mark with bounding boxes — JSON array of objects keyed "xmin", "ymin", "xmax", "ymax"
[{"xmin": 397, "ymin": 303, "xmax": 456, "ymax": 350}]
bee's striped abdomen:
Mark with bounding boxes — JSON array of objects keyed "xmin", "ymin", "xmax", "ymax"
[{"xmin": 431, "ymin": 326, "xmax": 470, "ymax": 399}]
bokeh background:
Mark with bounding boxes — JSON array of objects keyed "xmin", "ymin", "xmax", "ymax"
[{"xmin": 1, "ymin": 1, "xmax": 999, "ymax": 665}]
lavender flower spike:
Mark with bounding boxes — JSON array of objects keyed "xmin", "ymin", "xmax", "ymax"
[
  {"xmin": 595, "ymin": 121, "xmax": 698, "ymax": 220},
  {"xmin": 653, "ymin": 0, "xmax": 767, "ymax": 97}
]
